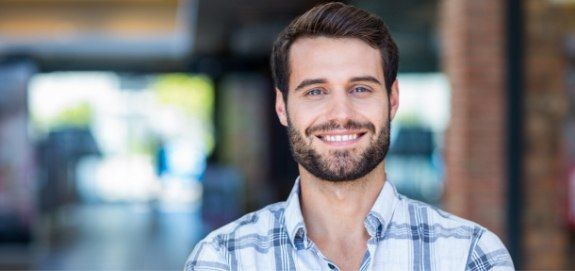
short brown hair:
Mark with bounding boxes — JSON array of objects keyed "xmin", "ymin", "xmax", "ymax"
[{"xmin": 270, "ymin": 2, "xmax": 399, "ymax": 98}]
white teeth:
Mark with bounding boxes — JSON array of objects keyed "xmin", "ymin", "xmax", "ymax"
[{"xmin": 324, "ymin": 134, "xmax": 359, "ymax": 142}]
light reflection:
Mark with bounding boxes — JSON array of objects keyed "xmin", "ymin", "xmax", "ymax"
[
  {"xmin": 387, "ymin": 73, "xmax": 449, "ymax": 206},
  {"xmin": 29, "ymin": 71, "xmax": 214, "ymax": 205}
]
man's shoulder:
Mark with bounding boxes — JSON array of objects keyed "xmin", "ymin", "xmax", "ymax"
[
  {"xmin": 184, "ymin": 202, "xmax": 288, "ymax": 271},
  {"xmin": 199, "ymin": 201, "xmax": 287, "ymax": 248},
  {"xmin": 394, "ymin": 193, "xmax": 485, "ymax": 233},
  {"xmin": 390, "ymin": 194, "xmax": 515, "ymax": 270},
  {"xmin": 391, "ymin": 193, "xmax": 499, "ymax": 251}
]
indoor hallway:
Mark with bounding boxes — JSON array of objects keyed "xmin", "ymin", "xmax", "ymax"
[{"xmin": 33, "ymin": 203, "xmax": 202, "ymax": 270}]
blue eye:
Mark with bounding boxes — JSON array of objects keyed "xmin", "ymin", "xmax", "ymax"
[
  {"xmin": 351, "ymin": 86, "xmax": 370, "ymax": 93},
  {"xmin": 307, "ymin": 88, "xmax": 323, "ymax": 96}
]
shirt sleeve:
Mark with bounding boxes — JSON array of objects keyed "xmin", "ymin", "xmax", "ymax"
[
  {"xmin": 184, "ymin": 239, "xmax": 230, "ymax": 271},
  {"xmin": 465, "ymin": 229, "xmax": 515, "ymax": 271}
]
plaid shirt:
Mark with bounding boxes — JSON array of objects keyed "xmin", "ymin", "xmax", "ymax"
[{"xmin": 185, "ymin": 178, "xmax": 514, "ymax": 271}]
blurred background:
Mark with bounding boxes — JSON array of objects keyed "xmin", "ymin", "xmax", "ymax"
[{"xmin": 0, "ymin": 0, "xmax": 573, "ymax": 270}]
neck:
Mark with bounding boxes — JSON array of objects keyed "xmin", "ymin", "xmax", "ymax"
[{"xmin": 298, "ymin": 163, "xmax": 386, "ymax": 242}]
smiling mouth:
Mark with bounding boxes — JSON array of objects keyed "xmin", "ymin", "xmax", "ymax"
[{"xmin": 316, "ymin": 132, "xmax": 366, "ymax": 143}]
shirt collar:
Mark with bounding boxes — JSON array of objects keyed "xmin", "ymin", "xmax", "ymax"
[
  {"xmin": 283, "ymin": 177, "xmax": 400, "ymax": 249},
  {"xmin": 363, "ymin": 180, "xmax": 399, "ymax": 238},
  {"xmin": 284, "ymin": 177, "xmax": 308, "ymax": 250}
]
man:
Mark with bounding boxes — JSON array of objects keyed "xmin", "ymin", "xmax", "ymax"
[{"xmin": 185, "ymin": 2, "xmax": 514, "ymax": 271}]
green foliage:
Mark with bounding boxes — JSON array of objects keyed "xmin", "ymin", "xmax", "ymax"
[
  {"xmin": 34, "ymin": 102, "xmax": 93, "ymax": 133},
  {"xmin": 396, "ymin": 112, "xmax": 423, "ymax": 127},
  {"xmin": 153, "ymin": 74, "xmax": 214, "ymax": 121},
  {"xmin": 153, "ymin": 74, "xmax": 215, "ymax": 153}
]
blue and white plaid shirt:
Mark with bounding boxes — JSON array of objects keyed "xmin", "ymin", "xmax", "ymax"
[{"xmin": 185, "ymin": 178, "xmax": 514, "ymax": 270}]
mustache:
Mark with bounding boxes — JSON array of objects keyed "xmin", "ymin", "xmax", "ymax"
[{"xmin": 305, "ymin": 120, "xmax": 376, "ymax": 137}]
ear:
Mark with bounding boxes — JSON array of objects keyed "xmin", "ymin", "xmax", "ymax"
[
  {"xmin": 389, "ymin": 80, "xmax": 400, "ymax": 121},
  {"xmin": 275, "ymin": 89, "xmax": 288, "ymax": 126}
]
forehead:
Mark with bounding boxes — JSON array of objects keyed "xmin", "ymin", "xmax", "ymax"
[{"xmin": 288, "ymin": 37, "xmax": 384, "ymax": 85}]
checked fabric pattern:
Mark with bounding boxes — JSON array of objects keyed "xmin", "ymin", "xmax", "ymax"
[{"xmin": 185, "ymin": 178, "xmax": 514, "ymax": 271}]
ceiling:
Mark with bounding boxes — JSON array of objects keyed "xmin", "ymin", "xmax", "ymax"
[
  {"xmin": 0, "ymin": 0, "xmax": 439, "ymax": 72},
  {"xmin": 193, "ymin": 0, "xmax": 440, "ymax": 72}
]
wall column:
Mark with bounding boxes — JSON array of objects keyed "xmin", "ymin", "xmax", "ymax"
[{"xmin": 441, "ymin": 0, "xmax": 508, "ymax": 239}]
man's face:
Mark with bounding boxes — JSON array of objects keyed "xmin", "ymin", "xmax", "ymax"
[{"xmin": 275, "ymin": 37, "xmax": 399, "ymax": 182}]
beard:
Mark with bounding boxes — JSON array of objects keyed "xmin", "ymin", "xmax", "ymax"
[{"xmin": 286, "ymin": 117, "xmax": 390, "ymax": 182}]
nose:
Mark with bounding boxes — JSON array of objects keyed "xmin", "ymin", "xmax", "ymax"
[{"xmin": 325, "ymin": 92, "xmax": 355, "ymax": 122}]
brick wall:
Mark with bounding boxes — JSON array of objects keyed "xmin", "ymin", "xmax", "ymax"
[
  {"xmin": 441, "ymin": 0, "xmax": 574, "ymax": 269},
  {"xmin": 522, "ymin": 0, "xmax": 571, "ymax": 269},
  {"xmin": 440, "ymin": 0, "xmax": 508, "ymax": 238}
]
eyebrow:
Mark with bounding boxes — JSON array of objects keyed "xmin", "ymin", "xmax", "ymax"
[
  {"xmin": 349, "ymin": 76, "xmax": 382, "ymax": 85},
  {"xmin": 294, "ymin": 78, "xmax": 326, "ymax": 91},
  {"xmin": 293, "ymin": 76, "xmax": 382, "ymax": 91}
]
